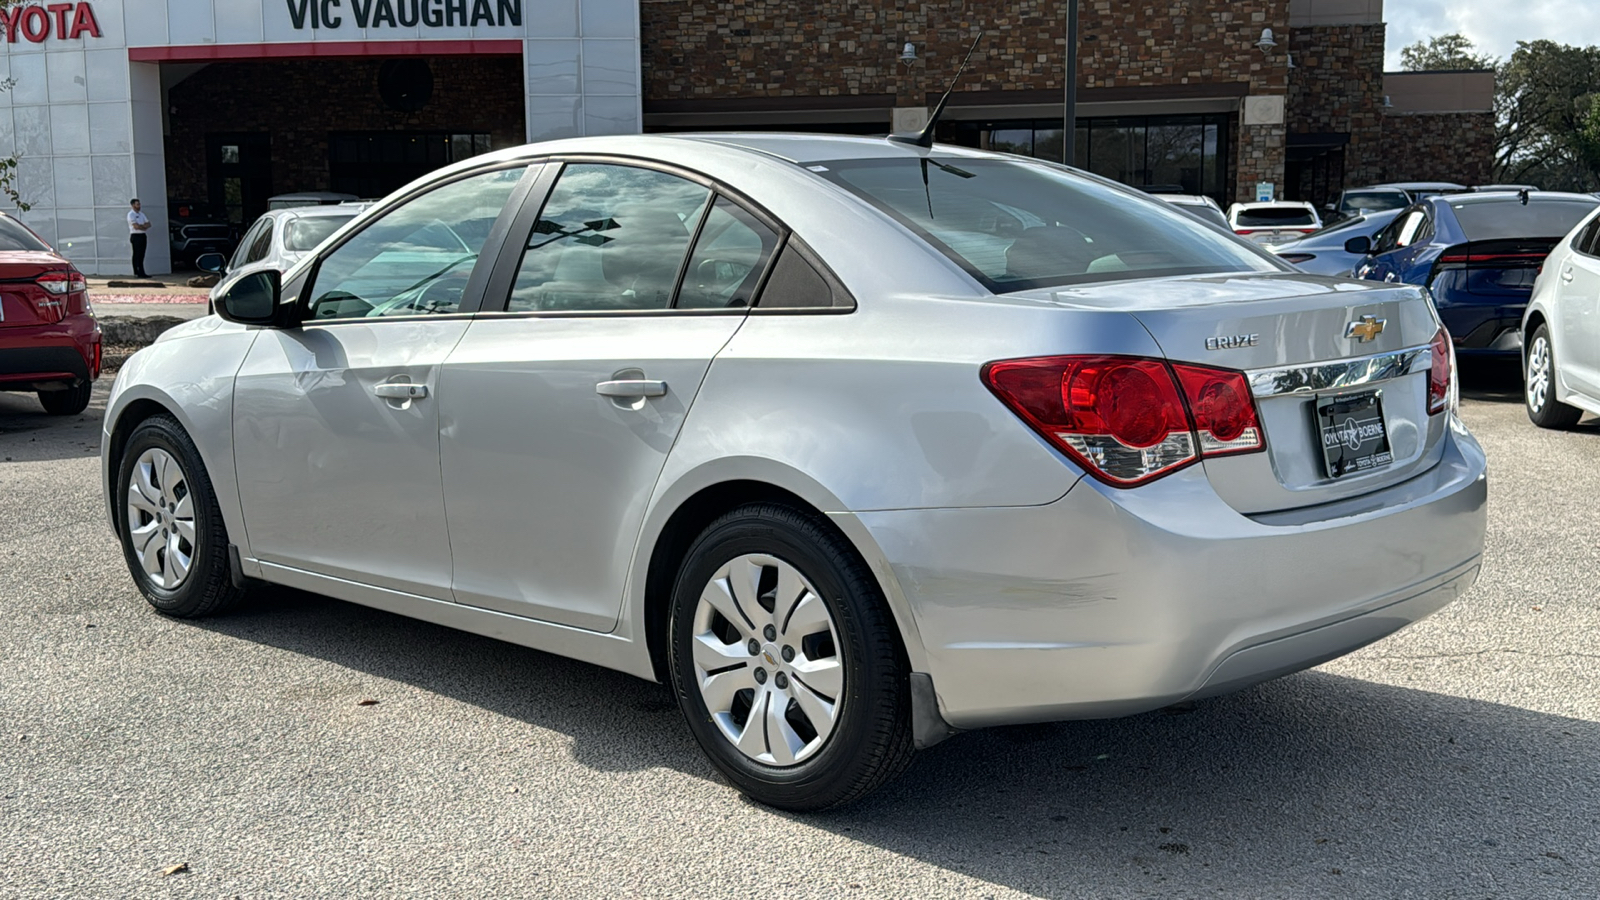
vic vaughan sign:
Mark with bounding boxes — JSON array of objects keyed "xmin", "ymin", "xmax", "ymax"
[{"xmin": 286, "ymin": 0, "xmax": 524, "ymax": 29}]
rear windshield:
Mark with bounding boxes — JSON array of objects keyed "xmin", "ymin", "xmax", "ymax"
[
  {"xmin": 0, "ymin": 216, "xmax": 50, "ymax": 252},
  {"xmin": 1449, "ymin": 198, "xmax": 1600, "ymax": 241},
  {"xmin": 815, "ymin": 157, "xmax": 1277, "ymax": 291},
  {"xmin": 1236, "ymin": 208, "xmax": 1317, "ymax": 227},
  {"xmin": 285, "ymin": 215, "xmax": 355, "ymax": 251},
  {"xmin": 1341, "ymin": 191, "xmax": 1408, "ymax": 213}
]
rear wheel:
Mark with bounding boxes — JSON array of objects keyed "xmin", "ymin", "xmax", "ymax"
[
  {"xmin": 37, "ymin": 380, "xmax": 92, "ymax": 416},
  {"xmin": 668, "ymin": 503, "xmax": 913, "ymax": 811},
  {"xmin": 1525, "ymin": 324, "xmax": 1583, "ymax": 429},
  {"xmin": 116, "ymin": 415, "xmax": 246, "ymax": 617}
]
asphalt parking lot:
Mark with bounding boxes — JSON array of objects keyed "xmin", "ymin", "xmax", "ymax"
[{"xmin": 2, "ymin": 362, "xmax": 1598, "ymax": 899}]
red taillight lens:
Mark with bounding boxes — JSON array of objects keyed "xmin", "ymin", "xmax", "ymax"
[
  {"xmin": 35, "ymin": 270, "xmax": 86, "ymax": 294},
  {"xmin": 1428, "ymin": 327, "xmax": 1453, "ymax": 414},
  {"xmin": 982, "ymin": 356, "xmax": 1265, "ymax": 487},
  {"xmin": 1233, "ymin": 228, "xmax": 1255, "ymax": 235},
  {"xmin": 1172, "ymin": 364, "xmax": 1265, "ymax": 455}
]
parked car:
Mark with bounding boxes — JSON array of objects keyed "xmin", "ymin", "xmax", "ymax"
[
  {"xmin": 1521, "ymin": 206, "xmax": 1600, "ymax": 427},
  {"xmin": 1270, "ymin": 208, "xmax": 1402, "ymax": 276},
  {"xmin": 1151, "ymin": 193, "xmax": 1230, "ymax": 231},
  {"xmin": 1351, "ymin": 191, "xmax": 1600, "ymax": 357},
  {"xmin": 0, "ymin": 211, "xmax": 100, "ymax": 414},
  {"xmin": 1371, "ymin": 181, "xmax": 1470, "ymax": 201},
  {"xmin": 1226, "ymin": 200, "xmax": 1322, "ymax": 245},
  {"xmin": 1324, "ymin": 187, "xmax": 1410, "ymax": 224},
  {"xmin": 199, "ymin": 204, "xmax": 372, "ymax": 312},
  {"xmin": 1472, "ymin": 184, "xmax": 1539, "ymax": 193},
  {"xmin": 103, "ymin": 134, "xmax": 1487, "ymax": 810},
  {"xmin": 267, "ymin": 191, "xmax": 361, "ymax": 210},
  {"xmin": 170, "ymin": 219, "xmax": 238, "ymax": 269}
]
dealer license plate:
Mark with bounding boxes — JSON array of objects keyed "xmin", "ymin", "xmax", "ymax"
[{"xmin": 1316, "ymin": 389, "xmax": 1393, "ymax": 478}]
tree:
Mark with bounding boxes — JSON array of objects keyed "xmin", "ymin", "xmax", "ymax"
[
  {"xmin": 1399, "ymin": 34, "xmax": 1496, "ymax": 72},
  {"xmin": 0, "ymin": 0, "xmax": 26, "ymax": 211},
  {"xmin": 1494, "ymin": 40, "xmax": 1600, "ymax": 190}
]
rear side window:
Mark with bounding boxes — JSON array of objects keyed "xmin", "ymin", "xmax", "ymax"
[
  {"xmin": 1449, "ymin": 198, "xmax": 1600, "ymax": 242},
  {"xmin": 1580, "ymin": 216, "xmax": 1600, "ymax": 256},
  {"xmin": 816, "ymin": 157, "xmax": 1275, "ymax": 291},
  {"xmin": 675, "ymin": 197, "xmax": 781, "ymax": 310},
  {"xmin": 0, "ymin": 216, "xmax": 50, "ymax": 252},
  {"xmin": 1236, "ymin": 207, "xmax": 1316, "ymax": 227},
  {"xmin": 508, "ymin": 163, "xmax": 711, "ymax": 312},
  {"xmin": 244, "ymin": 219, "xmax": 274, "ymax": 264},
  {"xmin": 285, "ymin": 215, "xmax": 355, "ymax": 252}
]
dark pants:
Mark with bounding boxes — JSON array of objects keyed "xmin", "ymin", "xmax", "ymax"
[{"xmin": 130, "ymin": 232, "xmax": 147, "ymax": 277}]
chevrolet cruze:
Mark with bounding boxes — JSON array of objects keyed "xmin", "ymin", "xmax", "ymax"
[{"xmin": 103, "ymin": 135, "xmax": 1488, "ymax": 810}]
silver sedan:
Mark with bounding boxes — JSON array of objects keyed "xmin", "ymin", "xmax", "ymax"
[{"xmin": 102, "ymin": 134, "xmax": 1488, "ymax": 810}]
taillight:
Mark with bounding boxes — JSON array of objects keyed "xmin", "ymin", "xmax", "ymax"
[
  {"xmin": 1233, "ymin": 229, "xmax": 1255, "ymax": 235},
  {"xmin": 1428, "ymin": 327, "xmax": 1454, "ymax": 415},
  {"xmin": 1171, "ymin": 364, "xmax": 1265, "ymax": 455},
  {"xmin": 981, "ymin": 355, "xmax": 1265, "ymax": 487},
  {"xmin": 36, "ymin": 271, "xmax": 87, "ymax": 294}
]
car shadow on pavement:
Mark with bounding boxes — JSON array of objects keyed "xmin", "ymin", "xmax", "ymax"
[
  {"xmin": 1457, "ymin": 357, "xmax": 1524, "ymax": 404},
  {"xmin": 196, "ymin": 585, "xmax": 1599, "ymax": 896},
  {"xmin": 0, "ymin": 390, "xmax": 106, "ymax": 461}
]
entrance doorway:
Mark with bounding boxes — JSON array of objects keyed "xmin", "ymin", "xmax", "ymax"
[{"xmin": 207, "ymin": 133, "xmax": 274, "ymax": 226}]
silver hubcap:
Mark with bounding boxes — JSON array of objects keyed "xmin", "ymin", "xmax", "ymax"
[
  {"xmin": 1527, "ymin": 335, "xmax": 1552, "ymax": 412},
  {"xmin": 691, "ymin": 554, "xmax": 844, "ymax": 766},
  {"xmin": 126, "ymin": 448, "xmax": 195, "ymax": 590}
]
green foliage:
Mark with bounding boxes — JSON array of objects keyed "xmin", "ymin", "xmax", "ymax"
[
  {"xmin": 1400, "ymin": 34, "xmax": 1496, "ymax": 72},
  {"xmin": 0, "ymin": 74, "xmax": 22, "ymax": 212},
  {"xmin": 1495, "ymin": 40, "xmax": 1600, "ymax": 191}
]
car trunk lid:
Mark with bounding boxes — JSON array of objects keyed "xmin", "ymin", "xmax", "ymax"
[{"xmin": 1011, "ymin": 272, "xmax": 1448, "ymax": 514}]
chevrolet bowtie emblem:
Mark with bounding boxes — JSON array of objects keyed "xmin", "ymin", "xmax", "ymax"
[{"xmin": 1345, "ymin": 315, "xmax": 1386, "ymax": 343}]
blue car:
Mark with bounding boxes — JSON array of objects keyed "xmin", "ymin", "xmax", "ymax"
[
  {"xmin": 1272, "ymin": 208, "xmax": 1401, "ymax": 276},
  {"xmin": 1351, "ymin": 192, "xmax": 1600, "ymax": 357}
]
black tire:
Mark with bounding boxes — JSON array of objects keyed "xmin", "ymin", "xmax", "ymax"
[
  {"xmin": 37, "ymin": 380, "xmax": 92, "ymax": 416},
  {"xmin": 1525, "ymin": 323, "xmax": 1583, "ymax": 429},
  {"xmin": 667, "ymin": 502, "xmax": 913, "ymax": 811},
  {"xmin": 115, "ymin": 415, "xmax": 246, "ymax": 617}
]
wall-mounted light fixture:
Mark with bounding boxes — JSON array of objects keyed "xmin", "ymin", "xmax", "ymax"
[
  {"xmin": 1256, "ymin": 28, "xmax": 1277, "ymax": 54},
  {"xmin": 900, "ymin": 42, "xmax": 918, "ymax": 67}
]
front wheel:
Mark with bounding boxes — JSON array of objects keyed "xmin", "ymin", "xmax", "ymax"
[
  {"xmin": 668, "ymin": 503, "xmax": 913, "ymax": 811},
  {"xmin": 116, "ymin": 415, "xmax": 246, "ymax": 617},
  {"xmin": 1525, "ymin": 324, "xmax": 1583, "ymax": 429}
]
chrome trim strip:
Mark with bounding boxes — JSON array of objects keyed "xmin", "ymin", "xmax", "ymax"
[{"xmin": 1248, "ymin": 344, "xmax": 1431, "ymax": 398}]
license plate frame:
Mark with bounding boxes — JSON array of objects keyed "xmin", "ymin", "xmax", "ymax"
[{"xmin": 1316, "ymin": 388, "xmax": 1393, "ymax": 479}]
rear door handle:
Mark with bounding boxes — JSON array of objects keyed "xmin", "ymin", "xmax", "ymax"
[
  {"xmin": 596, "ymin": 379, "xmax": 667, "ymax": 399},
  {"xmin": 373, "ymin": 383, "xmax": 429, "ymax": 400},
  {"xmin": 1562, "ymin": 267, "xmax": 1575, "ymax": 283}
]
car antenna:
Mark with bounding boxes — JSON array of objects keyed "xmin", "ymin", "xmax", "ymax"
[{"xmin": 889, "ymin": 31, "xmax": 984, "ymax": 149}]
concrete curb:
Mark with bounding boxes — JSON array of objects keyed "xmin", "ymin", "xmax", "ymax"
[{"xmin": 100, "ymin": 315, "xmax": 191, "ymax": 346}]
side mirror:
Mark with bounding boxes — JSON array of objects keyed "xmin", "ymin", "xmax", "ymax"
[
  {"xmin": 1344, "ymin": 235, "xmax": 1372, "ymax": 255},
  {"xmin": 214, "ymin": 270, "xmax": 283, "ymax": 326},
  {"xmin": 195, "ymin": 252, "xmax": 227, "ymax": 275}
]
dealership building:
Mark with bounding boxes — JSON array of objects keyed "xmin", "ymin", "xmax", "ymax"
[{"xmin": 0, "ymin": 0, "xmax": 1492, "ymax": 274}]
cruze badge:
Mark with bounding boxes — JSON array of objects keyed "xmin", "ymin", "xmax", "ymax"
[
  {"xmin": 1345, "ymin": 315, "xmax": 1387, "ymax": 343},
  {"xmin": 1205, "ymin": 333, "xmax": 1260, "ymax": 351}
]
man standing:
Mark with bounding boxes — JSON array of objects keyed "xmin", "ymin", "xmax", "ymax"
[{"xmin": 127, "ymin": 198, "xmax": 151, "ymax": 278}]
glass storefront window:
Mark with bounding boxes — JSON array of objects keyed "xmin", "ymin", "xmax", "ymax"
[{"xmin": 943, "ymin": 114, "xmax": 1231, "ymax": 207}]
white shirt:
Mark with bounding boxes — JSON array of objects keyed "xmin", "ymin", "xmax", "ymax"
[{"xmin": 128, "ymin": 210, "xmax": 149, "ymax": 234}]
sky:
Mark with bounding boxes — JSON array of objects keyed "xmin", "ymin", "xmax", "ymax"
[{"xmin": 1384, "ymin": 0, "xmax": 1600, "ymax": 69}]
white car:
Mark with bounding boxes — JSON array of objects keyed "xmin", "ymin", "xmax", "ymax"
[
  {"xmin": 200, "ymin": 204, "xmax": 371, "ymax": 306},
  {"xmin": 1227, "ymin": 201, "xmax": 1322, "ymax": 246},
  {"xmin": 1522, "ymin": 206, "xmax": 1600, "ymax": 427},
  {"xmin": 1153, "ymin": 193, "xmax": 1229, "ymax": 231}
]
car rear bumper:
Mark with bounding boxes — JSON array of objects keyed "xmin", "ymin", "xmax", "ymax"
[
  {"xmin": 858, "ymin": 418, "xmax": 1487, "ymax": 732},
  {"xmin": 0, "ymin": 317, "xmax": 100, "ymax": 390},
  {"xmin": 1437, "ymin": 295, "xmax": 1525, "ymax": 357}
]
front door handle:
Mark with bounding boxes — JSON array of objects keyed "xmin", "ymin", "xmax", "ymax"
[
  {"xmin": 596, "ymin": 379, "xmax": 667, "ymax": 399},
  {"xmin": 1562, "ymin": 267, "xmax": 1575, "ymax": 283},
  {"xmin": 374, "ymin": 383, "xmax": 429, "ymax": 400}
]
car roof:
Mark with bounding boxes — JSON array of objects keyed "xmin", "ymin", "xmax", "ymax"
[
  {"xmin": 268, "ymin": 191, "xmax": 360, "ymax": 201},
  {"xmin": 1230, "ymin": 200, "xmax": 1316, "ymax": 209},
  {"xmin": 267, "ymin": 204, "xmax": 367, "ymax": 220},
  {"xmin": 1372, "ymin": 181, "xmax": 1468, "ymax": 191},
  {"xmin": 1436, "ymin": 190, "xmax": 1600, "ymax": 206}
]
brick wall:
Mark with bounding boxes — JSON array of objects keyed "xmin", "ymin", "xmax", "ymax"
[
  {"xmin": 1287, "ymin": 22, "xmax": 1384, "ymax": 190},
  {"xmin": 164, "ymin": 56, "xmax": 525, "ymax": 204},
  {"xmin": 1377, "ymin": 111, "xmax": 1496, "ymax": 185}
]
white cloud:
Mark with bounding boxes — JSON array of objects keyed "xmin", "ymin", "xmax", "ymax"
[{"xmin": 1384, "ymin": 0, "xmax": 1600, "ymax": 68}]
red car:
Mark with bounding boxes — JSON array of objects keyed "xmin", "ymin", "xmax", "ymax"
[{"xmin": 0, "ymin": 212, "xmax": 101, "ymax": 415}]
